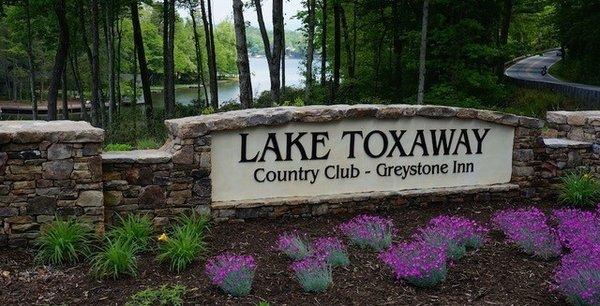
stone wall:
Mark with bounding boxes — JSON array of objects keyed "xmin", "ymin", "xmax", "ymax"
[
  {"xmin": 546, "ymin": 111, "xmax": 600, "ymax": 143},
  {"xmin": 0, "ymin": 121, "xmax": 104, "ymax": 246}
]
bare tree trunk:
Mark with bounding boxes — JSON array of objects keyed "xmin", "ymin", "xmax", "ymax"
[
  {"xmin": 91, "ymin": 0, "xmax": 104, "ymax": 127},
  {"xmin": 24, "ymin": 0, "xmax": 38, "ymax": 120},
  {"xmin": 70, "ymin": 53, "xmax": 88, "ymax": 121},
  {"xmin": 116, "ymin": 19, "xmax": 123, "ymax": 112},
  {"xmin": 130, "ymin": 0, "xmax": 154, "ymax": 126},
  {"xmin": 162, "ymin": 0, "xmax": 175, "ymax": 117},
  {"xmin": 233, "ymin": 0, "xmax": 253, "ymax": 109},
  {"xmin": 392, "ymin": 0, "xmax": 403, "ymax": 92},
  {"xmin": 132, "ymin": 44, "xmax": 138, "ymax": 104},
  {"xmin": 320, "ymin": 0, "xmax": 328, "ymax": 86},
  {"xmin": 417, "ymin": 0, "xmax": 429, "ymax": 105},
  {"xmin": 253, "ymin": 0, "xmax": 283, "ymax": 105},
  {"xmin": 47, "ymin": 0, "xmax": 69, "ymax": 121},
  {"xmin": 105, "ymin": 1, "xmax": 116, "ymax": 124},
  {"xmin": 305, "ymin": 0, "xmax": 316, "ymax": 101},
  {"xmin": 189, "ymin": 5, "xmax": 208, "ymax": 106},
  {"xmin": 499, "ymin": 0, "xmax": 513, "ymax": 45},
  {"xmin": 340, "ymin": 5, "xmax": 354, "ymax": 80},
  {"xmin": 169, "ymin": 0, "xmax": 175, "ymax": 114},
  {"xmin": 332, "ymin": 0, "xmax": 341, "ymax": 100},
  {"xmin": 78, "ymin": 1, "xmax": 100, "ymax": 125},
  {"xmin": 281, "ymin": 26, "xmax": 286, "ymax": 94},
  {"xmin": 62, "ymin": 62, "xmax": 69, "ymax": 119},
  {"xmin": 200, "ymin": 0, "xmax": 219, "ymax": 109}
]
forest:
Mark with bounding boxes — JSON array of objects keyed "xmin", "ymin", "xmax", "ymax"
[{"xmin": 0, "ymin": 0, "xmax": 598, "ymax": 148}]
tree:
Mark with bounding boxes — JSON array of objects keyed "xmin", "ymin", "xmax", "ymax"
[
  {"xmin": 188, "ymin": 0, "xmax": 208, "ymax": 106},
  {"xmin": 232, "ymin": 0, "xmax": 252, "ymax": 108},
  {"xmin": 332, "ymin": 0, "xmax": 340, "ymax": 99},
  {"xmin": 130, "ymin": 0, "xmax": 154, "ymax": 126},
  {"xmin": 163, "ymin": 0, "xmax": 175, "ymax": 117},
  {"xmin": 47, "ymin": 0, "xmax": 69, "ymax": 121},
  {"xmin": 253, "ymin": 0, "xmax": 284, "ymax": 105},
  {"xmin": 200, "ymin": 0, "xmax": 218, "ymax": 109},
  {"xmin": 305, "ymin": 0, "xmax": 316, "ymax": 101},
  {"xmin": 320, "ymin": 0, "xmax": 327, "ymax": 86},
  {"xmin": 24, "ymin": 0, "xmax": 37, "ymax": 120},
  {"xmin": 417, "ymin": 0, "xmax": 429, "ymax": 105},
  {"xmin": 91, "ymin": 0, "xmax": 103, "ymax": 126},
  {"xmin": 77, "ymin": 1, "xmax": 98, "ymax": 124}
]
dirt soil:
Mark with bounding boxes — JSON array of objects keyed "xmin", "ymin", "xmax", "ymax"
[{"xmin": 0, "ymin": 200, "xmax": 566, "ymax": 305}]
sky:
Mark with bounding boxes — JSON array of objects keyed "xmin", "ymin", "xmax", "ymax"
[{"xmin": 179, "ymin": 0, "xmax": 305, "ymax": 31}]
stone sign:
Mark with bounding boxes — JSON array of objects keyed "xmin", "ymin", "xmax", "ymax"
[{"xmin": 211, "ymin": 117, "xmax": 515, "ymax": 202}]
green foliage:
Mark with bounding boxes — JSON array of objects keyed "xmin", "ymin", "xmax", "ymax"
[
  {"xmin": 90, "ymin": 237, "xmax": 140, "ymax": 279},
  {"xmin": 136, "ymin": 138, "xmax": 160, "ymax": 150},
  {"xmin": 156, "ymin": 220, "xmax": 207, "ymax": 272},
  {"xmin": 126, "ymin": 284, "xmax": 187, "ymax": 306},
  {"xmin": 550, "ymin": 59, "xmax": 600, "ymax": 87},
  {"xmin": 256, "ymin": 301, "xmax": 271, "ymax": 306},
  {"xmin": 559, "ymin": 172, "xmax": 600, "ymax": 208},
  {"xmin": 201, "ymin": 106, "xmax": 215, "ymax": 115},
  {"xmin": 176, "ymin": 212, "xmax": 210, "ymax": 237},
  {"xmin": 35, "ymin": 218, "xmax": 93, "ymax": 266},
  {"xmin": 104, "ymin": 143, "xmax": 134, "ymax": 152},
  {"xmin": 107, "ymin": 214, "xmax": 154, "ymax": 252},
  {"xmin": 504, "ymin": 88, "xmax": 576, "ymax": 118}
]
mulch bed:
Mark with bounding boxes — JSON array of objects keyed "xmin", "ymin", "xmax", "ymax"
[{"xmin": 0, "ymin": 200, "xmax": 566, "ymax": 305}]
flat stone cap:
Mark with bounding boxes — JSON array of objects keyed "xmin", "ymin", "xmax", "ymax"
[
  {"xmin": 547, "ymin": 111, "xmax": 600, "ymax": 126},
  {"xmin": 544, "ymin": 138, "xmax": 593, "ymax": 149},
  {"xmin": 102, "ymin": 149, "xmax": 172, "ymax": 164},
  {"xmin": 165, "ymin": 104, "xmax": 541, "ymax": 139},
  {"xmin": 0, "ymin": 120, "xmax": 104, "ymax": 144}
]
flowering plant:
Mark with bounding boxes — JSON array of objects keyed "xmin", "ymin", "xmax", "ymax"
[
  {"xmin": 414, "ymin": 215, "xmax": 488, "ymax": 260},
  {"xmin": 554, "ymin": 244, "xmax": 600, "ymax": 306},
  {"xmin": 492, "ymin": 208, "xmax": 561, "ymax": 260},
  {"xmin": 275, "ymin": 232, "xmax": 312, "ymax": 261},
  {"xmin": 313, "ymin": 237, "xmax": 350, "ymax": 267},
  {"xmin": 552, "ymin": 209, "xmax": 600, "ymax": 252},
  {"xmin": 379, "ymin": 241, "xmax": 447, "ymax": 287},
  {"xmin": 291, "ymin": 254, "xmax": 333, "ymax": 293},
  {"xmin": 205, "ymin": 253, "xmax": 256, "ymax": 296},
  {"xmin": 339, "ymin": 215, "xmax": 396, "ymax": 251}
]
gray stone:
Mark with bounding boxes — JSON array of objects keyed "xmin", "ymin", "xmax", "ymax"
[
  {"xmin": 27, "ymin": 196, "xmax": 57, "ymax": 215},
  {"xmin": 0, "ymin": 152, "xmax": 7, "ymax": 174},
  {"xmin": 47, "ymin": 144, "xmax": 72, "ymax": 160},
  {"xmin": 77, "ymin": 190, "xmax": 104, "ymax": 207},
  {"xmin": 0, "ymin": 207, "xmax": 18, "ymax": 217},
  {"xmin": 18, "ymin": 150, "xmax": 42, "ymax": 160},
  {"xmin": 42, "ymin": 160, "xmax": 74, "ymax": 180},
  {"xmin": 139, "ymin": 185, "xmax": 166, "ymax": 208},
  {"xmin": 172, "ymin": 146, "xmax": 194, "ymax": 164},
  {"xmin": 101, "ymin": 149, "xmax": 172, "ymax": 164}
]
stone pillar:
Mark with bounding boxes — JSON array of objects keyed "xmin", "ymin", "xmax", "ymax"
[{"xmin": 0, "ymin": 121, "xmax": 104, "ymax": 246}]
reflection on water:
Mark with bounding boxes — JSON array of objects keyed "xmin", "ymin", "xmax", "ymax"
[{"xmin": 148, "ymin": 57, "xmax": 304, "ymax": 107}]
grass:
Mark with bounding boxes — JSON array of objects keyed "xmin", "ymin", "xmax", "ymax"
[
  {"xmin": 35, "ymin": 218, "xmax": 93, "ymax": 265},
  {"xmin": 104, "ymin": 143, "xmax": 134, "ymax": 151},
  {"xmin": 156, "ymin": 221, "xmax": 207, "ymax": 273},
  {"xmin": 136, "ymin": 138, "xmax": 160, "ymax": 150},
  {"xmin": 176, "ymin": 213, "xmax": 210, "ymax": 237},
  {"xmin": 559, "ymin": 172, "xmax": 600, "ymax": 208},
  {"xmin": 126, "ymin": 284, "xmax": 187, "ymax": 306},
  {"xmin": 90, "ymin": 237, "xmax": 140, "ymax": 279},
  {"xmin": 107, "ymin": 214, "xmax": 154, "ymax": 252},
  {"xmin": 504, "ymin": 88, "xmax": 577, "ymax": 118}
]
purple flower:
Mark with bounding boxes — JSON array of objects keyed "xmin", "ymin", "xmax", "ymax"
[
  {"xmin": 554, "ymin": 244, "xmax": 600, "ymax": 305},
  {"xmin": 552, "ymin": 209, "xmax": 600, "ymax": 252},
  {"xmin": 275, "ymin": 232, "xmax": 312, "ymax": 261},
  {"xmin": 291, "ymin": 254, "xmax": 332, "ymax": 292},
  {"xmin": 205, "ymin": 253, "xmax": 256, "ymax": 296},
  {"xmin": 313, "ymin": 237, "xmax": 350, "ymax": 267},
  {"xmin": 414, "ymin": 215, "xmax": 488, "ymax": 260},
  {"xmin": 379, "ymin": 241, "xmax": 447, "ymax": 287},
  {"xmin": 492, "ymin": 208, "xmax": 561, "ymax": 260},
  {"xmin": 339, "ymin": 215, "xmax": 396, "ymax": 251}
]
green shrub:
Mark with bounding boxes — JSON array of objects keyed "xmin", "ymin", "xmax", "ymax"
[
  {"xmin": 90, "ymin": 238, "xmax": 140, "ymax": 279},
  {"xmin": 35, "ymin": 218, "xmax": 93, "ymax": 265},
  {"xmin": 504, "ymin": 88, "xmax": 576, "ymax": 118},
  {"xmin": 157, "ymin": 224, "xmax": 206, "ymax": 272},
  {"xmin": 177, "ymin": 213, "xmax": 210, "ymax": 237},
  {"xmin": 136, "ymin": 138, "xmax": 160, "ymax": 150},
  {"xmin": 126, "ymin": 284, "xmax": 187, "ymax": 306},
  {"xmin": 559, "ymin": 172, "xmax": 600, "ymax": 207},
  {"xmin": 104, "ymin": 143, "xmax": 134, "ymax": 152},
  {"xmin": 107, "ymin": 214, "xmax": 154, "ymax": 251}
]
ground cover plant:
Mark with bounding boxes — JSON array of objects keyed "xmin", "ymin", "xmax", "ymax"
[
  {"xmin": 107, "ymin": 214, "xmax": 154, "ymax": 252},
  {"xmin": 291, "ymin": 254, "xmax": 333, "ymax": 293},
  {"xmin": 492, "ymin": 207, "xmax": 561, "ymax": 260},
  {"xmin": 90, "ymin": 237, "xmax": 140, "ymax": 279},
  {"xmin": 157, "ymin": 222, "xmax": 207, "ymax": 272},
  {"xmin": 339, "ymin": 214, "xmax": 396, "ymax": 251},
  {"xmin": 35, "ymin": 218, "xmax": 93, "ymax": 266},
  {"xmin": 554, "ymin": 243, "xmax": 600, "ymax": 306},
  {"xmin": 379, "ymin": 241, "xmax": 448, "ymax": 288},
  {"xmin": 552, "ymin": 209, "xmax": 600, "ymax": 252},
  {"xmin": 313, "ymin": 237, "xmax": 350, "ymax": 267},
  {"xmin": 205, "ymin": 253, "xmax": 257, "ymax": 297},
  {"xmin": 125, "ymin": 284, "xmax": 187, "ymax": 306},
  {"xmin": 275, "ymin": 232, "xmax": 312, "ymax": 261},
  {"xmin": 559, "ymin": 172, "xmax": 600, "ymax": 208}
]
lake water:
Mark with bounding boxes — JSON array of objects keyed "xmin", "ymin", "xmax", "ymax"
[{"xmin": 148, "ymin": 57, "xmax": 304, "ymax": 107}]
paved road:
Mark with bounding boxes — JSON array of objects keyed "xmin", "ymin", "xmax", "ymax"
[{"xmin": 505, "ymin": 49, "xmax": 600, "ymax": 92}]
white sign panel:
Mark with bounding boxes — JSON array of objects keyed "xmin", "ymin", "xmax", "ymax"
[{"xmin": 211, "ymin": 117, "xmax": 514, "ymax": 202}]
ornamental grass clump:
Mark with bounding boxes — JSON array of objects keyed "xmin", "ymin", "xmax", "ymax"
[
  {"xmin": 275, "ymin": 232, "xmax": 312, "ymax": 261},
  {"xmin": 205, "ymin": 253, "xmax": 256, "ymax": 297},
  {"xmin": 339, "ymin": 215, "xmax": 396, "ymax": 251},
  {"xmin": 90, "ymin": 237, "xmax": 140, "ymax": 279},
  {"xmin": 552, "ymin": 209, "xmax": 600, "ymax": 252},
  {"xmin": 35, "ymin": 218, "xmax": 92, "ymax": 265},
  {"xmin": 559, "ymin": 172, "xmax": 600, "ymax": 208},
  {"xmin": 313, "ymin": 237, "xmax": 350, "ymax": 267},
  {"xmin": 492, "ymin": 208, "xmax": 561, "ymax": 260},
  {"xmin": 107, "ymin": 214, "xmax": 153, "ymax": 252},
  {"xmin": 554, "ymin": 244, "xmax": 600, "ymax": 306},
  {"xmin": 414, "ymin": 215, "xmax": 488, "ymax": 260},
  {"xmin": 291, "ymin": 254, "xmax": 333, "ymax": 293},
  {"xmin": 379, "ymin": 241, "xmax": 447, "ymax": 288},
  {"xmin": 157, "ymin": 225, "xmax": 206, "ymax": 272}
]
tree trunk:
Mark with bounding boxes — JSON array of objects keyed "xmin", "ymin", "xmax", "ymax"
[
  {"xmin": 116, "ymin": 19, "xmax": 123, "ymax": 112},
  {"xmin": 281, "ymin": 26, "xmax": 286, "ymax": 94},
  {"xmin": 332, "ymin": 0, "xmax": 341, "ymax": 99},
  {"xmin": 416, "ymin": 0, "xmax": 429, "ymax": 105},
  {"xmin": 91, "ymin": 0, "xmax": 103, "ymax": 126},
  {"xmin": 232, "ymin": 0, "xmax": 253, "ymax": 109},
  {"xmin": 305, "ymin": 0, "xmax": 316, "ymax": 101},
  {"xmin": 499, "ymin": 0, "xmax": 513, "ymax": 45},
  {"xmin": 105, "ymin": 1, "xmax": 116, "ymax": 124},
  {"xmin": 189, "ymin": 5, "xmax": 208, "ymax": 106},
  {"xmin": 392, "ymin": 0, "xmax": 403, "ymax": 92},
  {"xmin": 132, "ymin": 44, "xmax": 138, "ymax": 104},
  {"xmin": 162, "ymin": 0, "xmax": 174, "ymax": 117},
  {"xmin": 169, "ymin": 0, "xmax": 175, "ymax": 114},
  {"xmin": 340, "ymin": 5, "xmax": 354, "ymax": 80},
  {"xmin": 130, "ymin": 0, "xmax": 154, "ymax": 126},
  {"xmin": 24, "ymin": 0, "xmax": 38, "ymax": 120},
  {"xmin": 62, "ymin": 61, "xmax": 69, "ymax": 119},
  {"xmin": 253, "ymin": 0, "xmax": 282, "ymax": 105},
  {"xmin": 320, "ymin": 0, "xmax": 328, "ymax": 86},
  {"xmin": 78, "ymin": 1, "xmax": 99, "ymax": 125},
  {"xmin": 47, "ymin": 0, "xmax": 69, "ymax": 121},
  {"xmin": 200, "ymin": 0, "xmax": 219, "ymax": 109},
  {"xmin": 70, "ymin": 53, "xmax": 88, "ymax": 121}
]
